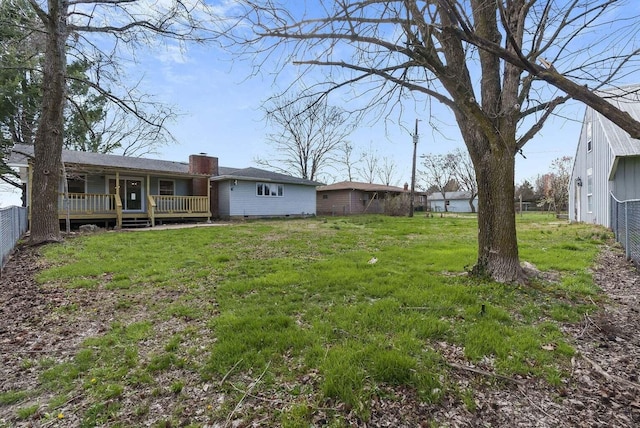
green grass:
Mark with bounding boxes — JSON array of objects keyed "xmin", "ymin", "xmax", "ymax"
[
  {"xmin": 16, "ymin": 404, "xmax": 39, "ymax": 420},
  {"xmin": 3, "ymin": 213, "xmax": 610, "ymax": 425},
  {"xmin": 0, "ymin": 390, "xmax": 29, "ymax": 405}
]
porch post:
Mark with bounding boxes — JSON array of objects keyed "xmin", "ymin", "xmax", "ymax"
[
  {"xmin": 207, "ymin": 178, "xmax": 212, "ymax": 223},
  {"xmin": 115, "ymin": 171, "xmax": 121, "ymax": 229},
  {"xmin": 147, "ymin": 174, "xmax": 154, "ymax": 227}
]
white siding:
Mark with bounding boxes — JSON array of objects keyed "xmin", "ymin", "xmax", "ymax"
[
  {"xmin": 612, "ymin": 157, "xmax": 640, "ymax": 201},
  {"xmin": 430, "ymin": 198, "xmax": 478, "ymax": 213},
  {"xmin": 448, "ymin": 199, "xmax": 477, "ymax": 212},
  {"xmin": 569, "ymin": 108, "xmax": 616, "ymax": 227},
  {"xmin": 220, "ymin": 180, "xmax": 316, "ymax": 217}
]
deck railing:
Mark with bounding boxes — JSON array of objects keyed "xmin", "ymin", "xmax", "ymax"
[
  {"xmin": 147, "ymin": 194, "xmax": 156, "ymax": 227},
  {"xmin": 152, "ymin": 195, "xmax": 209, "ymax": 214},
  {"xmin": 57, "ymin": 193, "xmax": 208, "ymax": 227},
  {"xmin": 114, "ymin": 193, "xmax": 123, "ymax": 229},
  {"xmin": 58, "ymin": 193, "xmax": 116, "ymax": 214}
]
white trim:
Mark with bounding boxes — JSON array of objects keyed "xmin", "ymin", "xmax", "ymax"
[
  {"xmin": 586, "ymin": 169, "xmax": 593, "ymax": 214},
  {"xmin": 106, "ymin": 176, "xmax": 145, "ymax": 212},
  {"xmin": 256, "ymin": 182, "xmax": 284, "ymax": 197}
]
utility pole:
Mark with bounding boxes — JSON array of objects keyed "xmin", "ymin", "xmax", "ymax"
[{"xmin": 409, "ymin": 118, "xmax": 419, "ymax": 217}]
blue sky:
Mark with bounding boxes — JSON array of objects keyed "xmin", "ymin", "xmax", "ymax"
[{"xmin": 142, "ymin": 41, "xmax": 584, "ymax": 184}]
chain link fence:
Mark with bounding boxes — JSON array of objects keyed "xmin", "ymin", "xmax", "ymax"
[
  {"xmin": 1, "ymin": 206, "xmax": 28, "ymax": 270},
  {"xmin": 610, "ymin": 194, "xmax": 640, "ymax": 267}
]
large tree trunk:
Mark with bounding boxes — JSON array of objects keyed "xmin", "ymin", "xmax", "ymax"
[
  {"xmin": 472, "ymin": 146, "xmax": 523, "ymax": 283},
  {"xmin": 30, "ymin": 0, "xmax": 67, "ymax": 245}
]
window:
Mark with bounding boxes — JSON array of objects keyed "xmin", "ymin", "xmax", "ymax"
[
  {"xmin": 256, "ymin": 182, "xmax": 284, "ymax": 197},
  {"xmin": 587, "ymin": 168, "xmax": 593, "ymax": 213},
  {"xmin": 586, "ymin": 122, "xmax": 592, "ymax": 152},
  {"xmin": 159, "ymin": 180, "xmax": 175, "ymax": 196},
  {"xmin": 322, "ymin": 194, "xmax": 328, "ymax": 200},
  {"xmin": 67, "ymin": 176, "xmax": 86, "ymax": 194}
]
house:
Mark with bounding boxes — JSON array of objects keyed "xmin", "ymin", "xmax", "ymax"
[
  {"xmin": 568, "ymin": 86, "xmax": 640, "ymax": 228},
  {"xmin": 212, "ymin": 167, "xmax": 321, "ymax": 218},
  {"xmin": 427, "ymin": 191, "xmax": 478, "ymax": 213},
  {"xmin": 7, "ymin": 144, "xmax": 320, "ymax": 227},
  {"xmin": 316, "ymin": 181, "xmax": 410, "ymax": 215}
]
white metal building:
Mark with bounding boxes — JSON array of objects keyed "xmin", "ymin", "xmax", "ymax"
[
  {"xmin": 569, "ymin": 86, "xmax": 640, "ymax": 228},
  {"xmin": 427, "ymin": 191, "xmax": 478, "ymax": 213}
]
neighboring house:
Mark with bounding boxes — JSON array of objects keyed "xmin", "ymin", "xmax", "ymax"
[
  {"xmin": 316, "ymin": 181, "xmax": 409, "ymax": 215},
  {"xmin": 427, "ymin": 191, "xmax": 478, "ymax": 213},
  {"xmin": 8, "ymin": 144, "xmax": 320, "ymax": 227},
  {"xmin": 568, "ymin": 86, "xmax": 640, "ymax": 228}
]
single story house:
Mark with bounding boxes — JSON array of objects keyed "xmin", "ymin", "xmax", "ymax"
[
  {"xmin": 212, "ymin": 167, "xmax": 321, "ymax": 219},
  {"xmin": 8, "ymin": 144, "xmax": 320, "ymax": 227},
  {"xmin": 316, "ymin": 181, "xmax": 410, "ymax": 215},
  {"xmin": 427, "ymin": 191, "xmax": 478, "ymax": 213},
  {"xmin": 568, "ymin": 86, "xmax": 640, "ymax": 227}
]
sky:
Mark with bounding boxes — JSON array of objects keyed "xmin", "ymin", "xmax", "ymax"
[
  {"xmin": 128, "ymin": 40, "xmax": 582, "ymax": 182},
  {"xmin": 0, "ymin": 1, "xmax": 597, "ymax": 207},
  {"xmin": 136, "ymin": 41, "xmax": 584, "ymax": 184}
]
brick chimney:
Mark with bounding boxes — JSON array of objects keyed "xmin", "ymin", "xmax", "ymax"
[
  {"xmin": 189, "ymin": 153, "xmax": 218, "ymax": 196},
  {"xmin": 403, "ymin": 182, "xmax": 409, "ymax": 191},
  {"xmin": 189, "ymin": 153, "xmax": 218, "ymax": 175}
]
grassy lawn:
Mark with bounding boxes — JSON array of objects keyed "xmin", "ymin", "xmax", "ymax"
[{"xmin": 2, "ymin": 213, "xmax": 611, "ymax": 426}]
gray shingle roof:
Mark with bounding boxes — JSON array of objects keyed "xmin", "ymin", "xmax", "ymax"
[
  {"xmin": 593, "ymin": 85, "xmax": 640, "ymax": 157},
  {"xmin": 317, "ymin": 181, "xmax": 407, "ymax": 193},
  {"xmin": 427, "ymin": 191, "xmax": 475, "ymax": 201},
  {"xmin": 9, "ymin": 144, "xmax": 194, "ymax": 176},
  {"xmin": 214, "ymin": 167, "xmax": 323, "ymax": 186},
  {"xmin": 9, "ymin": 144, "xmax": 321, "ymax": 186}
]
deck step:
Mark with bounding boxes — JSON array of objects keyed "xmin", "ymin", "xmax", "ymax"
[{"xmin": 121, "ymin": 218, "xmax": 151, "ymax": 228}]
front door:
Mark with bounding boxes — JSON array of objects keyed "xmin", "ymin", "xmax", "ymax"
[{"xmin": 109, "ymin": 178, "xmax": 144, "ymax": 211}]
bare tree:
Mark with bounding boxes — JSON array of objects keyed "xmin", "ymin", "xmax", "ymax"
[
  {"xmin": 378, "ymin": 156, "xmax": 398, "ymax": 186},
  {"xmin": 336, "ymin": 141, "xmax": 395, "ymax": 185},
  {"xmin": 220, "ymin": 1, "xmax": 640, "ymax": 282},
  {"xmin": 358, "ymin": 143, "xmax": 379, "ymax": 183},
  {"xmin": 421, "ymin": 153, "xmax": 457, "ymax": 212},
  {"xmin": 337, "ymin": 141, "xmax": 358, "ymax": 182},
  {"xmin": 257, "ymin": 94, "xmax": 353, "ymax": 181},
  {"xmin": 25, "ymin": 0, "xmax": 218, "ymax": 244},
  {"xmin": 451, "ymin": 148, "xmax": 477, "ymax": 213}
]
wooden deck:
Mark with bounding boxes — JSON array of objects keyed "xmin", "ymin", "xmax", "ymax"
[{"xmin": 57, "ymin": 193, "xmax": 210, "ymax": 227}]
